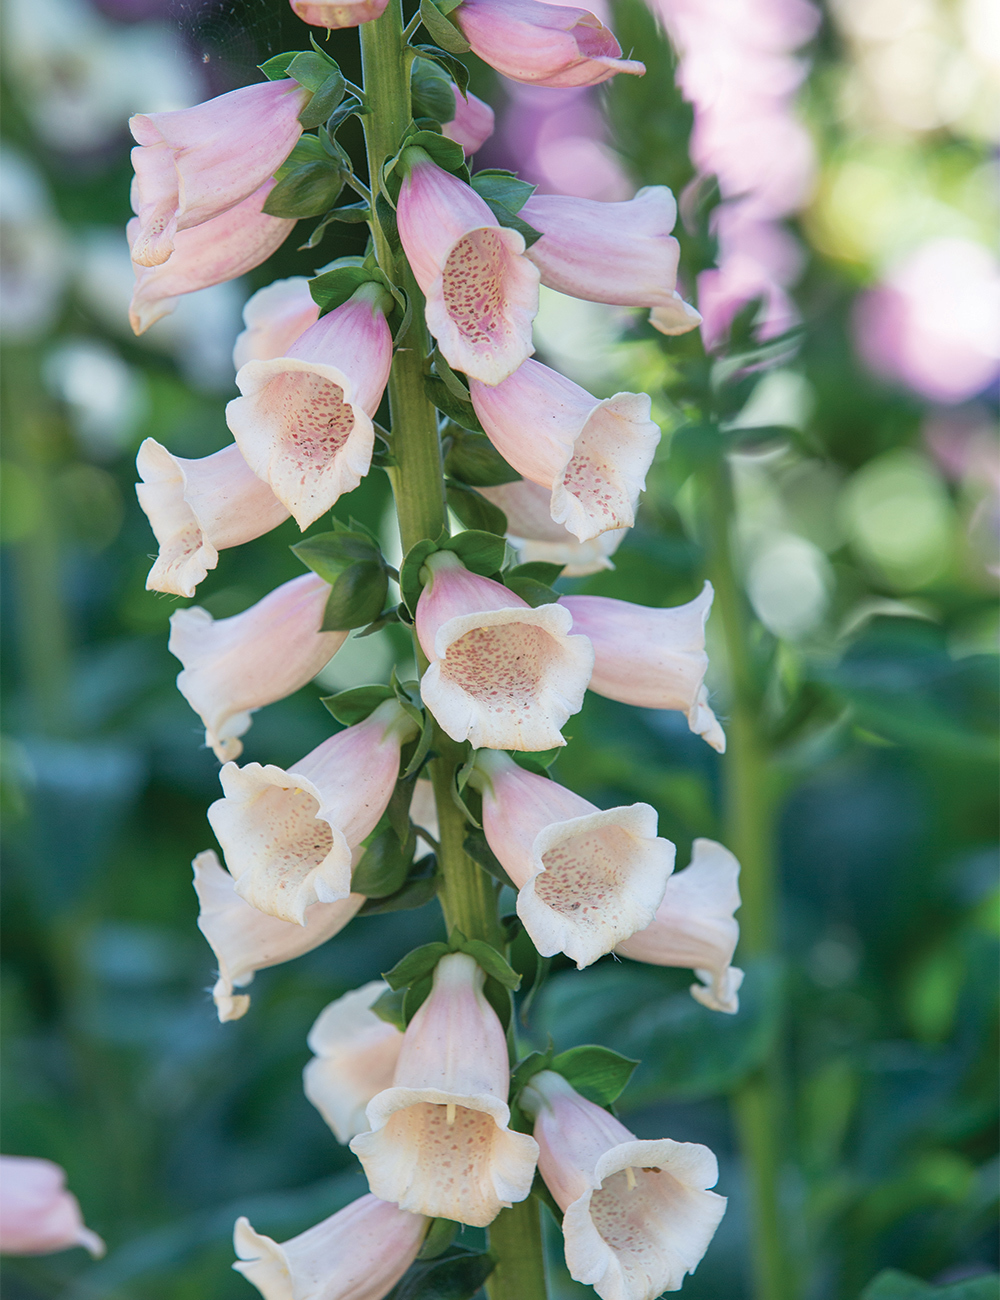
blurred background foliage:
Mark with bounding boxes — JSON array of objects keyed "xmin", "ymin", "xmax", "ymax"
[{"xmin": 0, "ymin": 0, "xmax": 996, "ymax": 1297}]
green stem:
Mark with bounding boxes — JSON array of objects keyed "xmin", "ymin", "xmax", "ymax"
[{"xmin": 485, "ymin": 1198, "xmax": 548, "ymax": 1300}]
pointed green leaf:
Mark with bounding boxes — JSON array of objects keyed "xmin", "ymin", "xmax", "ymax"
[
  {"xmin": 370, "ymin": 985, "xmax": 406, "ymax": 1030},
  {"xmin": 446, "ymin": 482, "xmax": 507, "ymax": 536},
  {"xmin": 550, "ymin": 1044, "xmax": 639, "ymax": 1107},
  {"xmin": 352, "ymin": 825, "xmax": 417, "ymax": 898},
  {"xmin": 456, "ymin": 938, "xmax": 521, "ymax": 990},
  {"xmin": 358, "ymin": 865, "xmax": 440, "ymax": 915},
  {"xmin": 417, "ymin": 1218, "xmax": 460, "ymax": 1261},
  {"xmin": 469, "ymin": 169, "xmax": 536, "ymax": 215},
  {"xmin": 424, "ymin": 376, "xmax": 483, "ymax": 432},
  {"xmin": 417, "ymin": 0, "xmax": 471, "ymax": 54},
  {"xmin": 383, "ymin": 941, "xmax": 452, "ymax": 991},
  {"xmin": 389, "ymin": 1246, "xmax": 495, "ymax": 1300},
  {"xmin": 443, "ymin": 426, "xmax": 520, "ymax": 486},
  {"xmin": 444, "ymin": 529, "xmax": 507, "ymax": 577},
  {"xmin": 321, "ymin": 684, "xmax": 395, "ymax": 727}
]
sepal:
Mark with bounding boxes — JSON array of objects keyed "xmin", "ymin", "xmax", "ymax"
[{"xmin": 292, "ymin": 524, "xmax": 390, "ymax": 630}]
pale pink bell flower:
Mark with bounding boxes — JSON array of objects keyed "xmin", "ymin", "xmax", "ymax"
[
  {"xmin": 193, "ymin": 849, "xmax": 364, "ymax": 1022},
  {"xmin": 559, "ymin": 582, "xmax": 726, "ymax": 752},
  {"xmin": 234, "ymin": 1194, "xmax": 426, "ymax": 1300},
  {"xmin": 135, "ymin": 439, "xmax": 290, "ymax": 599},
  {"xmin": 476, "ymin": 751, "xmax": 674, "ymax": 968},
  {"xmin": 304, "ymin": 981, "xmax": 404, "ymax": 1143},
  {"xmin": 616, "ymin": 838, "xmax": 744, "ymax": 1013},
  {"xmin": 207, "ymin": 699, "xmax": 417, "ymax": 924},
  {"xmin": 415, "ymin": 550, "xmax": 593, "ymax": 751},
  {"xmin": 129, "ymin": 79, "xmax": 308, "ymax": 268},
  {"xmin": 454, "ymin": 0, "xmax": 645, "ymax": 88},
  {"xmin": 227, "ymin": 283, "xmax": 393, "ymax": 529},
  {"xmin": 289, "ymin": 0, "xmax": 390, "ymax": 28},
  {"xmin": 470, "ymin": 359, "xmax": 660, "ymax": 542},
  {"xmin": 478, "ymin": 478, "xmax": 628, "ymax": 576},
  {"xmin": 0, "ymin": 1156, "xmax": 104, "ymax": 1258},
  {"xmin": 521, "ymin": 1070, "xmax": 726, "ymax": 1300},
  {"xmin": 396, "ymin": 150, "xmax": 539, "ymax": 385},
  {"xmin": 233, "ymin": 276, "xmax": 319, "ymax": 370},
  {"xmin": 442, "ymin": 86, "xmax": 496, "ymax": 154},
  {"xmin": 350, "ymin": 952, "xmax": 539, "ymax": 1226}
]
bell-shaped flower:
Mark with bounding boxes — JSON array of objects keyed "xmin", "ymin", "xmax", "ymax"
[
  {"xmin": 397, "ymin": 149, "xmax": 539, "ymax": 386},
  {"xmin": 350, "ymin": 952, "xmax": 538, "ymax": 1226},
  {"xmin": 129, "ymin": 79, "xmax": 308, "ymax": 267},
  {"xmin": 226, "ymin": 283, "xmax": 393, "ymax": 529},
  {"xmin": 476, "ymin": 751, "xmax": 674, "ymax": 968},
  {"xmin": 615, "ymin": 839, "xmax": 743, "ymax": 1014},
  {"xmin": 559, "ymin": 582, "xmax": 726, "ymax": 752},
  {"xmin": 234, "ymin": 1194, "xmax": 426, "ymax": 1300},
  {"xmin": 521, "ymin": 1070, "xmax": 726, "ymax": 1300},
  {"xmin": 454, "ymin": 0, "xmax": 645, "ymax": 88},
  {"xmin": 415, "ymin": 550, "xmax": 593, "ymax": 751},
  {"xmin": 289, "ymin": 0, "xmax": 389, "ymax": 28},
  {"xmin": 0, "ymin": 1156, "xmax": 104, "ymax": 1258},
  {"xmin": 478, "ymin": 478, "xmax": 627, "ymax": 576},
  {"xmin": 304, "ymin": 981, "xmax": 404, "ymax": 1143},
  {"xmin": 233, "ymin": 276, "xmax": 319, "ymax": 369},
  {"xmin": 128, "ymin": 182, "xmax": 296, "ymax": 336},
  {"xmin": 207, "ymin": 699, "xmax": 417, "ymax": 925},
  {"xmin": 136, "ymin": 439, "xmax": 290, "ymax": 599},
  {"xmin": 169, "ymin": 573, "xmax": 346, "ymax": 761},
  {"xmin": 470, "ymin": 360, "xmax": 660, "ymax": 542},
  {"xmin": 442, "ymin": 87, "xmax": 495, "ymax": 155},
  {"xmin": 193, "ymin": 850, "xmax": 364, "ymax": 1022},
  {"xmin": 649, "ymin": 293, "xmax": 703, "ymax": 337}
]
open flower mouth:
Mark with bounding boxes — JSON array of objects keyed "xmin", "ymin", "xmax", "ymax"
[
  {"xmin": 443, "ymin": 229, "xmax": 509, "ymax": 348},
  {"xmin": 561, "ymin": 441, "xmax": 634, "ymax": 535},
  {"xmin": 590, "ymin": 1164, "xmax": 675, "ymax": 1262},
  {"xmin": 536, "ymin": 825, "xmax": 636, "ymax": 923},
  {"xmin": 255, "ymin": 370, "xmax": 356, "ymax": 467},
  {"xmin": 230, "ymin": 783, "xmax": 336, "ymax": 919},
  {"xmin": 442, "ymin": 622, "xmax": 552, "ymax": 720}
]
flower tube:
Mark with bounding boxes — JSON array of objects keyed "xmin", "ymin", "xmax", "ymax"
[
  {"xmin": 454, "ymin": 0, "xmax": 645, "ymax": 88},
  {"xmin": 469, "ymin": 360, "xmax": 660, "ymax": 542},
  {"xmin": 234, "ymin": 1194, "xmax": 426, "ymax": 1300},
  {"xmin": 616, "ymin": 839, "xmax": 743, "ymax": 1014},
  {"xmin": 396, "ymin": 150, "xmax": 539, "ymax": 385},
  {"xmin": 290, "ymin": 0, "xmax": 390, "ymax": 28},
  {"xmin": 135, "ymin": 440, "xmax": 290, "ymax": 599},
  {"xmin": 478, "ymin": 478, "xmax": 628, "ymax": 576},
  {"xmin": 129, "ymin": 79, "xmax": 308, "ymax": 267},
  {"xmin": 207, "ymin": 699, "xmax": 417, "ymax": 925},
  {"xmin": 415, "ymin": 550, "xmax": 593, "ymax": 751},
  {"xmin": 559, "ymin": 582, "xmax": 726, "ymax": 752},
  {"xmin": 521, "ymin": 1070, "xmax": 726, "ymax": 1300},
  {"xmin": 170, "ymin": 574, "xmax": 345, "ymax": 762},
  {"xmin": 232, "ymin": 276, "xmax": 319, "ymax": 369},
  {"xmin": 350, "ymin": 952, "xmax": 538, "ymax": 1226},
  {"xmin": 226, "ymin": 283, "xmax": 393, "ymax": 529},
  {"xmin": 476, "ymin": 751, "xmax": 674, "ymax": 968},
  {"xmin": 442, "ymin": 86, "xmax": 495, "ymax": 155},
  {"xmin": 193, "ymin": 850, "xmax": 364, "ymax": 1022},
  {"xmin": 0, "ymin": 1156, "xmax": 104, "ymax": 1258}
]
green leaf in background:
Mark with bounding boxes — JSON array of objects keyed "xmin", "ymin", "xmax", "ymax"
[
  {"xmin": 370, "ymin": 985, "xmax": 407, "ymax": 1030},
  {"xmin": 352, "ymin": 825, "xmax": 417, "ymax": 898},
  {"xmin": 463, "ymin": 830, "xmax": 514, "ymax": 889},
  {"xmin": 417, "ymin": 1217, "xmax": 460, "ymax": 1260},
  {"xmin": 423, "ymin": 376, "xmax": 484, "ymax": 432},
  {"xmin": 443, "ymin": 529, "xmax": 507, "ymax": 577},
  {"xmin": 443, "ymin": 426, "xmax": 520, "ymax": 486},
  {"xmin": 404, "ymin": 128, "xmax": 468, "ymax": 176},
  {"xmin": 308, "ymin": 259, "xmax": 377, "ymax": 316},
  {"xmin": 550, "ymin": 1044, "xmax": 639, "ymax": 1107},
  {"xmin": 357, "ymin": 863, "xmax": 440, "ymax": 915},
  {"xmin": 510, "ymin": 747, "xmax": 559, "ymax": 777},
  {"xmin": 502, "ymin": 573, "xmax": 559, "ymax": 607},
  {"xmin": 388, "ymin": 1245, "xmax": 495, "ymax": 1300},
  {"xmin": 320, "ymin": 683, "xmax": 395, "ymax": 727},
  {"xmin": 469, "ymin": 169, "xmax": 536, "ymax": 215},
  {"xmin": 446, "ymin": 482, "xmax": 507, "ymax": 536},
  {"xmin": 417, "ymin": 0, "xmax": 472, "ymax": 54},
  {"xmin": 411, "ymin": 57, "xmax": 457, "ymax": 123},
  {"xmin": 291, "ymin": 529, "xmax": 389, "ymax": 630},
  {"xmin": 410, "ymin": 44, "xmax": 470, "ymax": 97},
  {"xmin": 264, "ymin": 164, "xmax": 344, "ymax": 218},
  {"xmin": 859, "ymin": 1270, "xmax": 1000, "ymax": 1300}
]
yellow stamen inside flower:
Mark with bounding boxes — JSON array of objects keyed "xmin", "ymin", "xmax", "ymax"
[
  {"xmin": 446, "ymin": 1102, "xmax": 457, "ymax": 1125},
  {"xmin": 625, "ymin": 1165, "xmax": 636, "ymax": 1190}
]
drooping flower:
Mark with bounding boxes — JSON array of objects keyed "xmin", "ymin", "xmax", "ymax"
[
  {"xmin": 415, "ymin": 550, "xmax": 593, "ymax": 751},
  {"xmin": 476, "ymin": 751, "xmax": 673, "ymax": 968},
  {"xmin": 396, "ymin": 149, "xmax": 539, "ymax": 385},
  {"xmin": 233, "ymin": 1194, "xmax": 426, "ymax": 1300},
  {"xmin": 0, "ymin": 1156, "xmax": 104, "ymax": 1258},
  {"xmin": 469, "ymin": 360, "xmax": 660, "ymax": 542},
  {"xmin": 521, "ymin": 1071, "xmax": 726, "ymax": 1300},
  {"xmin": 649, "ymin": 293, "xmax": 704, "ymax": 336},
  {"xmin": 304, "ymin": 981, "xmax": 404, "ymax": 1143},
  {"xmin": 350, "ymin": 952, "xmax": 538, "ymax": 1226},
  {"xmin": 441, "ymin": 86, "xmax": 495, "ymax": 155},
  {"xmin": 616, "ymin": 838, "xmax": 743, "ymax": 1013},
  {"xmin": 478, "ymin": 478, "xmax": 628, "ymax": 576},
  {"xmin": 233, "ymin": 276, "xmax": 319, "ymax": 369},
  {"xmin": 207, "ymin": 699, "xmax": 417, "ymax": 925},
  {"xmin": 559, "ymin": 582, "xmax": 726, "ymax": 752},
  {"xmin": 135, "ymin": 439, "xmax": 290, "ymax": 599},
  {"xmin": 289, "ymin": 0, "xmax": 390, "ymax": 29},
  {"xmin": 193, "ymin": 850, "xmax": 364, "ymax": 1022},
  {"xmin": 453, "ymin": 0, "xmax": 645, "ymax": 88},
  {"xmin": 129, "ymin": 79, "xmax": 308, "ymax": 268},
  {"xmin": 227, "ymin": 283, "xmax": 393, "ymax": 529},
  {"xmin": 169, "ymin": 573, "xmax": 345, "ymax": 762}
]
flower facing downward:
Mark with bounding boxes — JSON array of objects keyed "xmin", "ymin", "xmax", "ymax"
[
  {"xmin": 226, "ymin": 284, "xmax": 393, "ymax": 529},
  {"xmin": 396, "ymin": 150, "xmax": 539, "ymax": 385},
  {"xmin": 350, "ymin": 953, "xmax": 539, "ymax": 1226},
  {"xmin": 521, "ymin": 1071, "xmax": 726, "ymax": 1300},
  {"xmin": 649, "ymin": 294, "xmax": 703, "ymax": 337},
  {"xmin": 470, "ymin": 360, "xmax": 660, "ymax": 542},
  {"xmin": 476, "ymin": 751, "xmax": 674, "ymax": 968},
  {"xmin": 441, "ymin": 86, "xmax": 495, "ymax": 155},
  {"xmin": 478, "ymin": 478, "xmax": 628, "ymax": 576},
  {"xmin": 234, "ymin": 1194, "xmax": 426, "ymax": 1300},
  {"xmin": 0, "ymin": 1156, "xmax": 104, "ymax": 1258},
  {"xmin": 415, "ymin": 550, "xmax": 593, "ymax": 751},
  {"xmin": 232, "ymin": 276, "xmax": 319, "ymax": 369},
  {"xmin": 616, "ymin": 839, "xmax": 743, "ymax": 1014},
  {"xmin": 289, "ymin": 0, "xmax": 390, "ymax": 29},
  {"xmin": 135, "ymin": 440, "xmax": 290, "ymax": 599},
  {"xmin": 207, "ymin": 700, "xmax": 417, "ymax": 925}
]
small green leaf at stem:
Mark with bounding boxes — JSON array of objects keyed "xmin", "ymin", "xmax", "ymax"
[
  {"xmin": 352, "ymin": 824, "xmax": 417, "ymax": 897},
  {"xmin": 443, "ymin": 426, "xmax": 520, "ymax": 486},
  {"xmin": 550, "ymin": 1044, "xmax": 639, "ymax": 1107},
  {"xmin": 417, "ymin": 0, "xmax": 472, "ymax": 54},
  {"xmin": 358, "ymin": 863, "xmax": 440, "ymax": 915},
  {"xmin": 388, "ymin": 1245, "xmax": 495, "ymax": 1300},
  {"xmin": 410, "ymin": 45, "xmax": 470, "ymax": 96},
  {"xmin": 463, "ymin": 831, "xmax": 515, "ymax": 889},
  {"xmin": 370, "ymin": 985, "xmax": 407, "ymax": 1030},
  {"xmin": 321, "ymin": 683, "xmax": 395, "ymax": 726},
  {"xmin": 424, "ymin": 376, "xmax": 483, "ymax": 432},
  {"xmin": 469, "ymin": 169, "xmax": 536, "ymax": 215},
  {"xmin": 411, "ymin": 57, "xmax": 457, "ymax": 122},
  {"xmin": 417, "ymin": 1217, "xmax": 460, "ymax": 1261},
  {"xmin": 383, "ymin": 941, "xmax": 452, "ymax": 990}
]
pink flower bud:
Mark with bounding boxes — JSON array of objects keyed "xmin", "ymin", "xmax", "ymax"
[
  {"xmin": 234, "ymin": 1194, "xmax": 426, "ymax": 1300},
  {"xmin": 193, "ymin": 850, "xmax": 363, "ymax": 1022},
  {"xmin": 441, "ymin": 86, "xmax": 495, "ymax": 154},
  {"xmin": 559, "ymin": 582, "xmax": 726, "ymax": 752},
  {"xmin": 521, "ymin": 1071, "xmax": 726, "ymax": 1300},
  {"xmin": 129, "ymin": 80, "xmax": 308, "ymax": 268},
  {"xmin": 233, "ymin": 277, "xmax": 319, "ymax": 369},
  {"xmin": 478, "ymin": 478, "xmax": 627, "ymax": 576},
  {"xmin": 304, "ymin": 981, "xmax": 404, "ymax": 1143},
  {"xmin": 415, "ymin": 551, "xmax": 593, "ymax": 751},
  {"xmin": 397, "ymin": 152, "xmax": 539, "ymax": 385},
  {"xmin": 470, "ymin": 360, "xmax": 660, "ymax": 542},
  {"xmin": 226, "ymin": 285, "xmax": 393, "ymax": 529},
  {"xmin": 290, "ymin": 0, "xmax": 390, "ymax": 28},
  {"xmin": 616, "ymin": 838, "xmax": 744, "ymax": 1014},
  {"xmin": 135, "ymin": 440, "xmax": 290, "ymax": 599},
  {"xmin": 477, "ymin": 751, "xmax": 674, "ymax": 967},
  {"xmin": 128, "ymin": 182, "xmax": 296, "ymax": 337},
  {"xmin": 454, "ymin": 0, "xmax": 645, "ymax": 87},
  {"xmin": 207, "ymin": 700, "xmax": 417, "ymax": 925},
  {"xmin": 0, "ymin": 1156, "xmax": 104, "ymax": 1258},
  {"xmin": 350, "ymin": 952, "xmax": 539, "ymax": 1226}
]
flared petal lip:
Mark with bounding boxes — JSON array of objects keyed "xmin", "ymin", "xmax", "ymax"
[
  {"xmin": 233, "ymin": 355, "xmax": 361, "ymax": 407},
  {"xmin": 364, "ymin": 1086, "xmax": 513, "ymax": 1132},
  {"xmin": 591, "ymin": 1138, "xmax": 719, "ymax": 1192},
  {"xmin": 432, "ymin": 599, "xmax": 576, "ymax": 661}
]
